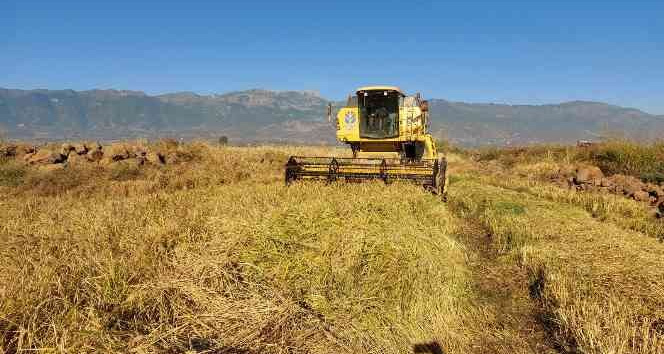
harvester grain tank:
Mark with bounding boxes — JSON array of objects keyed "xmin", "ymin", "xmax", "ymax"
[{"xmin": 285, "ymin": 86, "xmax": 447, "ymax": 196}]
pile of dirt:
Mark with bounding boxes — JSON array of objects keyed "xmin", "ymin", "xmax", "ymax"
[
  {"xmin": 25, "ymin": 149, "xmax": 68, "ymax": 165},
  {"xmin": 2, "ymin": 142, "xmax": 172, "ymax": 168},
  {"xmin": 1, "ymin": 143, "xmax": 36, "ymax": 159},
  {"xmin": 0, "ymin": 144, "xmax": 17, "ymax": 158},
  {"xmin": 553, "ymin": 164, "xmax": 664, "ymax": 217}
]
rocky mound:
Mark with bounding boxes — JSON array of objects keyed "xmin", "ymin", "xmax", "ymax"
[
  {"xmin": 554, "ymin": 164, "xmax": 664, "ymax": 218},
  {"xmin": 0, "ymin": 142, "xmax": 187, "ymax": 168}
]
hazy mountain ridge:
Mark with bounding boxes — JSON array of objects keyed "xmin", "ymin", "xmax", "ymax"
[
  {"xmin": 428, "ymin": 99, "xmax": 664, "ymax": 145},
  {"xmin": 1, "ymin": 88, "xmax": 662, "ymax": 145}
]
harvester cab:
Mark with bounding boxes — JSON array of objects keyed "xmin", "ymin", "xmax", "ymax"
[{"xmin": 286, "ymin": 86, "xmax": 447, "ymax": 197}]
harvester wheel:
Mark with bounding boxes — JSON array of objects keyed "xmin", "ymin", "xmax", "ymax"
[
  {"xmin": 434, "ymin": 157, "xmax": 448, "ymax": 200},
  {"xmin": 351, "ymin": 144, "xmax": 360, "ymax": 158},
  {"xmin": 285, "ymin": 168, "xmax": 296, "ymax": 185},
  {"xmin": 285, "ymin": 156, "xmax": 299, "ymax": 186},
  {"xmin": 327, "ymin": 158, "xmax": 339, "ymax": 183}
]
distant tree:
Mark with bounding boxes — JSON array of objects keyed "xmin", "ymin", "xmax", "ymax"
[{"xmin": 218, "ymin": 136, "xmax": 229, "ymax": 145}]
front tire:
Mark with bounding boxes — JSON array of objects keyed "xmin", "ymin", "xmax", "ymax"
[{"xmin": 434, "ymin": 157, "xmax": 448, "ymax": 200}]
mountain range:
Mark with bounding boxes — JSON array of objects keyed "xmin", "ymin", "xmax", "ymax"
[{"xmin": 1, "ymin": 87, "xmax": 662, "ymax": 146}]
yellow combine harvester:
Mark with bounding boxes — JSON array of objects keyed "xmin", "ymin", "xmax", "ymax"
[{"xmin": 285, "ymin": 86, "xmax": 447, "ymax": 196}]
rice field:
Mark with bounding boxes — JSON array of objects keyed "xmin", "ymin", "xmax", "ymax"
[{"xmin": 1, "ymin": 142, "xmax": 663, "ymax": 353}]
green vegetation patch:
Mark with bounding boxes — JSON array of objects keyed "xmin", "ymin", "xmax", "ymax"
[
  {"xmin": 0, "ymin": 162, "xmax": 26, "ymax": 187},
  {"xmin": 493, "ymin": 201, "xmax": 526, "ymax": 215},
  {"xmin": 108, "ymin": 160, "xmax": 143, "ymax": 181}
]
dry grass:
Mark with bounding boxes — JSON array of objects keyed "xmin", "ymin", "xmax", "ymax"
[
  {"xmin": 471, "ymin": 140, "xmax": 664, "ymax": 182},
  {"xmin": 449, "ymin": 173, "xmax": 664, "ymax": 353},
  {"xmin": 472, "ymin": 167, "xmax": 664, "ymax": 240},
  {"xmin": 0, "ymin": 143, "xmax": 484, "ymax": 353},
  {"xmin": 3, "ymin": 141, "xmax": 664, "ymax": 353}
]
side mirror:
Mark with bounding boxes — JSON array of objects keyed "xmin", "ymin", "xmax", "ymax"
[{"xmin": 327, "ymin": 103, "xmax": 333, "ymax": 122}]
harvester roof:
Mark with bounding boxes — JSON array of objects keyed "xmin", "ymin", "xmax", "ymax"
[{"xmin": 356, "ymin": 86, "xmax": 405, "ymax": 96}]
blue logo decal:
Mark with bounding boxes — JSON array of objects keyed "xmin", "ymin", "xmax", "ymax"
[{"xmin": 344, "ymin": 112, "xmax": 356, "ymax": 125}]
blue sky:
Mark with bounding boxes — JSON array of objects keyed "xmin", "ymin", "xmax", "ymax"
[{"xmin": 2, "ymin": 0, "xmax": 663, "ymax": 113}]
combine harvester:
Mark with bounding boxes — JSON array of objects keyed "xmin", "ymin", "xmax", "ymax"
[{"xmin": 285, "ymin": 86, "xmax": 447, "ymax": 197}]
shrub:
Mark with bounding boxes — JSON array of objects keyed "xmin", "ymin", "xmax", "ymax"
[
  {"xmin": 23, "ymin": 167, "xmax": 91, "ymax": 196},
  {"xmin": 108, "ymin": 161, "xmax": 143, "ymax": 181},
  {"xmin": 586, "ymin": 140, "xmax": 664, "ymax": 178},
  {"xmin": 473, "ymin": 140, "xmax": 664, "ymax": 183},
  {"xmin": 0, "ymin": 161, "xmax": 26, "ymax": 187}
]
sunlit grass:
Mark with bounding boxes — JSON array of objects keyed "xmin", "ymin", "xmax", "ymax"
[
  {"xmin": 2, "ymin": 141, "xmax": 664, "ymax": 353},
  {"xmin": 449, "ymin": 175, "xmax": 664, "ymax": 353},
  {"xmin": 0, "ymin": 143, "xmax": 480, "ymax": 353},
  {"xmin": 470, "ymin": 139, "xmax": 664, "ymax": 182}
]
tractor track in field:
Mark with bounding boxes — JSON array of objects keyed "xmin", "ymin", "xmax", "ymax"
[
  {"xmin": 454, "ymin": 218, "xmax": 564, "ymax": 353},
  {"xmin": 447, "ymin": 161, "xmax": 567, "ymax": 353}
]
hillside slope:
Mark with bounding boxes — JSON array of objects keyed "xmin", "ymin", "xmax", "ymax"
[
  {"xmin": 1, "ymin": 88, "xmax": 663, "ymax": 145},
  {"xmin": 429, "ymin": 99, "xmax": 664, "ymax": 145}
]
